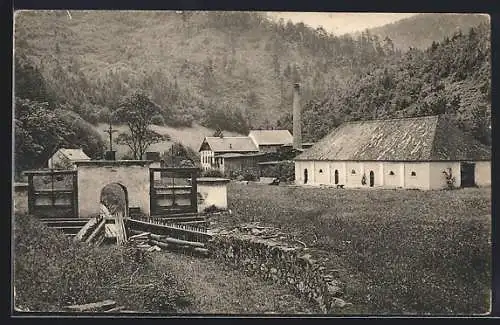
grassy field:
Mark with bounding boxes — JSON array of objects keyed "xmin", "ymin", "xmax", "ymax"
[{"xmin": 220, "ymin": 183, "xmax": 492, "ymax": 315}]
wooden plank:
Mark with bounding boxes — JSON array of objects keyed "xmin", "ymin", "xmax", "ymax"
[
  {"xmin": 24, "ymin": 170, "xmax": 77, "ymax": 175},
  {"xmin": 64, "ymin": 300, "xmax": 116, "ymax": 312},
  {"xmin": 85, "ymin": 218, "xmax": 106, "ymax": 244},
  {"xmin": 153, "ymin": 237, "xmax": 205, "ymax": 248},
  {"xmin": 104, "ymin": 306, "xmax": 126, "ymax": 313},
  {"xmin": 74, "ymin": 217, "xmax": 99, "ymax": 242},
  {"xmin": 126, "ymin": 218, "xmax": 209, "ymax": 236}
]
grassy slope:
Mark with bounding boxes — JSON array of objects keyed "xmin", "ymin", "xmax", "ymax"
[
  {"xmin": 222, "ymin": 184, "xmax": 491, "ymax": 314},
  {"xmin": 95, "ymin": 123, "xmax": 242, "ymax": 158}
]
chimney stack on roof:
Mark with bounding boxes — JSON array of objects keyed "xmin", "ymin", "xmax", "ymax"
[{"xmin": 292, "ymin": 82, "xmax": 302, "ymax": 150}]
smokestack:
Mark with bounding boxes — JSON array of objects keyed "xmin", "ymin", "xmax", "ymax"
[{"xmin": 292, "ymin": 83, "xmax": 302, "ymax": 150}]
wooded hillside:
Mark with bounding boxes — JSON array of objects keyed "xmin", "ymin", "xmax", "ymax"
[{"xmin": 14, "ymin": 11, "xmax": 491, "ymax": 172}]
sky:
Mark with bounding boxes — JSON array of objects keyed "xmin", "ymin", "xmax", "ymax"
[{"xmin": 266, "ymin": 12, "xmax": 418, "ymax": 35}]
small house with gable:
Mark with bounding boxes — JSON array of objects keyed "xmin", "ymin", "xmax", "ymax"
[
  {"xmin": 294, "ymin": 115, "xmax": 491, "ymax": 190},
  {"xmin": 198, "ymin": 136, "xmax": 259, "ymax": 172},
  {"xmin": 248, "ymin": 129, "xmax": 293, "ymax": 153},
  {"xmin": 48, "ymin": 148, "xmax": 91, "ymax": 170}
]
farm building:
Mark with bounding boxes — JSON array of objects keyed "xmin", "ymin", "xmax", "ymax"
[
  {"xmin": 48, "ymin": 148, "xmax": 90, "ymax": 170},
  {"xmin": 248, "ymin": 129, "xmax": 293, "ymax": 153},
  {"xmin": 199, "ymin": 136, "xmax": 259, "ymax": 172},
  {"xmin": 217, "ymin": 152, "xmax": 266, "ymax": 177},
  {"xmin": 294, "ymin": 115, "xmax": 491, "ymax": 190}
]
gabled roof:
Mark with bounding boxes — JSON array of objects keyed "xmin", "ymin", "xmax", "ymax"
[
  {"xmin": 199, "ymin": 136, "xmax": 259, "ymax": 153},
  {"xmin": 248, "ymin": 130, "xmax": 293, "ymax": 146},
  {"xmin": 214, "ymin": 152, "xmax": 266, "ymax": 159},
  {"xmin": 295, "ymin": 115, "xmax": 491, "ymax": 161},
  {"xmin": 56, "ymin": 148, "xmax": 91, "ymax": 161}
]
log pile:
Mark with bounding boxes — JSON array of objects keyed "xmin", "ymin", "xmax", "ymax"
[{"xmin": 128, "ymin": 229, "xmax": 210, "ymax": 257}]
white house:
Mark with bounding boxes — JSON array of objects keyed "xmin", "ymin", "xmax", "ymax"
[
  {"xmin": 48, "ymin": 148, "xmax": 91, "ymax": 170},
  {"xmin": 198, "ymin": 136, "xmax": 259, "ymax": 172},
  {"xmin": 294, "ymin": 115, "xmax": 491, "ymax": 190},
  {"xmin": 248, "ymin": 129, "xmax": 293, "ymax": 153}
]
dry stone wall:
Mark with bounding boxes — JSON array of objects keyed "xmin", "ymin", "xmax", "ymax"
[{"xmin": 207, "ymin": 224, "xmax": 352, "ymax": 313}]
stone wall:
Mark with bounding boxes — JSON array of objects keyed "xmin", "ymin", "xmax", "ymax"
[{"xmin": 207, "ymin": 224, "xmax": 351, "ymax": 313}]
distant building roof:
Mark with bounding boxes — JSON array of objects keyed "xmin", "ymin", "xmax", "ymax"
[
  {"xmin": 199, "ymin": 136, "xmax": 259, "ymax": 153},
  {"xmin": 248, "ymin": 130, "xmax": 293, "ymax": 146},
  {"xmin": 57, "ymin": 148, "xmax": 91, "ymax": 161},
  {"xmin": 215, "ymin": 152, "xmax": 266, "ymax": 159},
  {"xmin": 295, "ymin": 115, "xmax": 491, "ymax": 161}
]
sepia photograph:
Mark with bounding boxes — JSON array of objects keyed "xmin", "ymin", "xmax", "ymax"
[{"xmin": 12, "ymin": 10, "xmax": 492, "ymax": 315}]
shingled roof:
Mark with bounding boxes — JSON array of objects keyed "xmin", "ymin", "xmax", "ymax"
[
  {"xmin": 199, "ymin": 136, "xmax": 259, "ymax": 153},
  {"xmin": 294, "ymin": 115, "xmax": 491, "ymax": 161},
  {"xmin": 248, "ymin": 130, "xmax": 293, "ymax": 146}
]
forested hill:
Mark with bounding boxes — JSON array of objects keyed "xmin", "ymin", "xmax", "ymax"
[
  {"xmin": 14, "ymin": 10, "xmax": 402, "ymax": 132},
  {"xmin": 368, "ymin": 13, "xmax": 489, "ymax": 51},
  {"xmin": 280, "ymin": 22, "xmax": 491, "ymax": 146},
  {"xmin": 14, "ymin": 11, "xmax": 490, "ymax": 158}
]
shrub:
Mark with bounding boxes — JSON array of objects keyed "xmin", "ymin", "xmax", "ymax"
[
  {"xmin": 202, "ymin": 168, "xmax": 224, "ymax": 178},
  {"xmin": 242, "ymin": 169, "xmax": 259, "ymax": 182},
  {"xmin": 13, "ymin": 215, "xmax": 192, "ymax": 312},
  {"xmin": 151, "ymin": 114, "xmax": 165, "ymax": 126},
  {"xmin": 442, "ymin": 168, "xmax": 456, "ymax": 189}
]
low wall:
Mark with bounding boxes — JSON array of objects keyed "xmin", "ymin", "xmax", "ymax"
[
  {"xmin": 197, "ymin": 178, "xmax": 230, "ymax": 213},
  {"xmin": 13, "ymin": 182, "xmax": 29, "ymax": 215},
  {"xmin": 207, "ymin": 224, "xmax": 351, "ymax": 313}
]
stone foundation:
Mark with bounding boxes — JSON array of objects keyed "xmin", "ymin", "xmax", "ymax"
[{"xmin": 207, "ymin": 224, "xmax": 351, "ymax": 313}]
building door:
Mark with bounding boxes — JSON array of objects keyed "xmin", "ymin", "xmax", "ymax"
[
  {"xmin": 460, "ymin": 162, "xmax": 476, "ymax": 187},
  {"xmin": 304, "ymin": 169, "xmax": 308, "ymax": 184},
  {"xmin": 334, "ymin": 170, "xmax": 339, "ymax": 184},
  {"xmin": 369, "ymin": 171, "xmax": 375, "ymax": 187}
]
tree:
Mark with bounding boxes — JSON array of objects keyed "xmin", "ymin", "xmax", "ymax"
[{"xmin": 112, "ymin": 91, "xmax": 166, "ymax": 159}]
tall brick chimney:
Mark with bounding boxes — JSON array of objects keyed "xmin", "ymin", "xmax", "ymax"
[{"xmin": 292, "ymin": 83, "xmax": 302, "ymax": 150}]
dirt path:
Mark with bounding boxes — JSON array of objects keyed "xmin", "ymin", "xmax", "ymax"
[{"xmin": 153, "ymin": 251, "xmax": 319, "ymax": 314}]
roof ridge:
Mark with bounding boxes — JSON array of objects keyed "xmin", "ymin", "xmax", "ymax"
[{"xmin": 340, "ymin": 114, "xmax": 441, "ymax": 126}]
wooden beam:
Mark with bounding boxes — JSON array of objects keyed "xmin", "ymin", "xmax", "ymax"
[{"xmin": 64, "ymin": 300, "xmax": 116, "ymax": 312}]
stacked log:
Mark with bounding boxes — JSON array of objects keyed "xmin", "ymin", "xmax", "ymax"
[{"xmin": 128, "ymin": 229, "xmax": 209, "ymax": 257}]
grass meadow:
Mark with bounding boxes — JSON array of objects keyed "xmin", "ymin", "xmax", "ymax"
[{"xmin": 221, "ymin": 183, "xmax": 492, "ymax": 315}]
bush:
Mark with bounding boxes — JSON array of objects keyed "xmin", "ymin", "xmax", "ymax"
[
  {"xmin": 242, "ymin": 169, "xmax": 259, "ymax": 182},
  {"xmin": 202, "ymin": 168, "xmax": 224, "ymax": 178},
  {"xmin": 13, "ymin": 215, "xmax": 192, "ymax": 312},
  {"xmin": 151, "ymin": 114, "xmax": 165, "ymax": 126}
]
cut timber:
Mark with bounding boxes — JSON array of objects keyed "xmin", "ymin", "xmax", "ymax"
[
  {"xmin": 160, "ymin": 237, "xmax": 205, "ymax": 248},
  {"xmin": 105, "ymin": 306, "xmax": 126, "ymax": 313},
  {"xmin": 85, "ymin": 218, "xmax": 106, "ymax": 244},
  {"xmin": 128, "ymin": 232, "xmax": 150, "ymax": 240},
  {"xmin": 74, "ymin": 217, "xmax": 100, "ymax": 242},
  {"xmin": 65, "ymin": 300, "xmax": 116, "ymax": 312}
]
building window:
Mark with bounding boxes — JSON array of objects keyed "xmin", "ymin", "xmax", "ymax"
[
  {"xmin": 389, "ymin": 171, "xmax": 395, "ymax": 175},
  {"xmin": 411, "ymin": 171, "xmax": 416, "ymax": 176},
  {"xmin": 351, "ymin": 170, "xmax": 356, "ymax": 174},
  {"xmin": 319, "ymin": 169, "xmax": 323, "ymax": 173}
]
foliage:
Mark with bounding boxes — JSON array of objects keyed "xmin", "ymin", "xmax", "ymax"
[
  {"xmin": 202, "ymin": 168, "xmax": 224, "ymax": 178},
  {"xmin": 151, "ymin": 114, "xmax": 166, "ymax": 126},
  {"xmin": 277, "ymin": 23, "xmax": 491, "ymax": 146},
  {"xmin": 242, "ymin": 169, "xmax": 259, "ymax": 181},
  {"xmin": 14, "ymin": 98, "xmax": 105, "ymax": 174},
  {"xmin": 224, "ymin": 183, "xmax": 491, "ymax": 314},
  {"xmin": 13, "ymin": 215, "xmax": 193, "ymax": 312},
  {"xmin": 162, "ymin": 142, "xmax": 199, "ymax": 167},
  {"xmin": 113, "ymin": 91, "xmax": 166, "ymax": 159},
  {"xmin": 213, "ymin": 127, "xmax": 224, "ymax": 138},
  {"xmin": 442, "ymin": 168, "xmax": 457, "ymax": 189}
]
